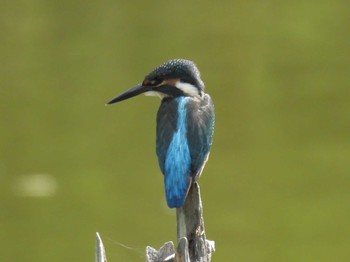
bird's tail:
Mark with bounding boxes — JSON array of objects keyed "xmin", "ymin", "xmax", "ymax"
[{"xmin": 164, "ymin": 174, "xmax": 192, "ymax": 208}]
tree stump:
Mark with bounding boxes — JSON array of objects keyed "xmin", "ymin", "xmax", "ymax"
[
  {"xmin": 95, "ymin": 182, "xmax": 215, "ymax": 262},
  {"xmin": 146, "ymin": 182, "xmax": 215, "ymax": 262}
]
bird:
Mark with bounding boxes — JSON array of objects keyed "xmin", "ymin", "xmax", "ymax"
[{"xmin": 107, "ymin": 59, "xmax": 215, "ymax": 208}]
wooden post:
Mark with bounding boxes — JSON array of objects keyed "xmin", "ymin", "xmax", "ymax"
[
  {"xmin": 96, "ymin": 183, "xmax": 215, "ymax": 262},
  {"xmin": 146, "ymin": 182, "xmax": 215, "ymax": 262}
]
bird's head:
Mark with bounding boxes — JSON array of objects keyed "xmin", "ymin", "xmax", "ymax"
[{"xmin": 107, "ymin": 59, "xmax": 204, "ymax": 104}]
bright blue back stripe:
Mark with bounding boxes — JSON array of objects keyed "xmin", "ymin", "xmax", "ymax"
[{"xmin": 164, "ymin": 97, "xmax": 191, "ymax": 207}]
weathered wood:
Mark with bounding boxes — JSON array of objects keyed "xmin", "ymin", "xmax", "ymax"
[
  {"xmin": 175, "ymin": 237, "xmax": 190, "ymax": 262},
  {"xmin": 95, "ymin": 183, "xmax": 214, "ymax": 262},
  {"xmin": 95, "ymin": 232, "xmax": 107, "ymax": 262},
  {"xmin": 146, "ymin": 241, "xmax": 175, "ymax": 262},
  {"xmin": 176, "ymin": 182, "xmax": 215, "ymax": 262},
  {"xmin": 147, "ymin": 182, "xmax": 215, "ymax": 262}
]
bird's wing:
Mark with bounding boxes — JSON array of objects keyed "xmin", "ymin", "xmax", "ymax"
[
  {"xmin": 186, "ymin": 93, "xmax": 215, "ymax": 178},
  {"xmin": 156, "ymin": 98, "xmax": 178, "ymax": 174}
]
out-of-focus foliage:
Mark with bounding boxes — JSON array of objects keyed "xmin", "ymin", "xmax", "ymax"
[{"xmin": 0, "ymin": 1, "xmax": 349, "ymax": 261}]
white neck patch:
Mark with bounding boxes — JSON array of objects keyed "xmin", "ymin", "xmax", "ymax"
[
  {"xmin": 143, "ymin": 80, "xmax": 200, "ymax": 99},
  {"xmin": 175, "ymin": 82, "xmax": 200, "ymax": 97},
  {"xmin": 144, "ymin": 91, "xmax": 167, "ymax": 99}
]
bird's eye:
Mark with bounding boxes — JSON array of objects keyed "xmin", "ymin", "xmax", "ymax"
[{"xmin": 144, "ymin": 78, "xmax": 161, "ymax": 86}]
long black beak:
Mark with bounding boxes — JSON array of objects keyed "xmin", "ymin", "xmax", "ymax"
[{"xmin": 107, "ymin": 84, "xmax": 152, "ymax": 104}]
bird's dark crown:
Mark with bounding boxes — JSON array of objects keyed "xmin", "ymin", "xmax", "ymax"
[
  {"xmin": 106, "ymin": 59, "xmax": 204, "ymax": 105},
  {"xmin": 142, "ymin": 59, "xmax": 204, "ymax": 94}
]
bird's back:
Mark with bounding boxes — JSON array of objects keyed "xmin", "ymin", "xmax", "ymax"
[{"xmin": 156, "ymin": 94, "xmax": 215, "ymax": 208}]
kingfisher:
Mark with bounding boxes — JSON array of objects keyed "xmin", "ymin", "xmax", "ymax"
[{"xmin": 107, "ymin": 59, "xmax": 215, "ymax": 208}]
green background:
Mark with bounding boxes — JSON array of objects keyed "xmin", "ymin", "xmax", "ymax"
[{"xmin": 1, "ymin": 0, "xmax": 349, "ymax": 261}]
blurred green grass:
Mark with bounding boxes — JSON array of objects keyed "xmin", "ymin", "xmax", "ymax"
[{"xmin": 0, "ymin": 0, "xmax": 349, "ymax": 261}]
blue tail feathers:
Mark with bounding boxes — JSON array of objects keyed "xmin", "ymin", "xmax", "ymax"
[
  {"xmin": 163, "ymin": 124, "xmax": 192, "ymax": 207},
  {"xmin": 164, "ymin": 173, "xmax": 191, "ymax": 208}
]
